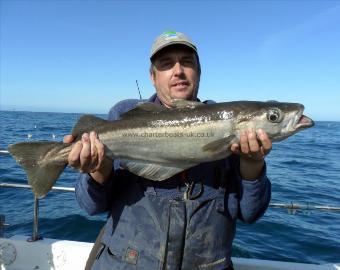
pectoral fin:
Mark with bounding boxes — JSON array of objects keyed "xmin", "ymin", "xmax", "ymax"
[{"xmin": 202, "ymin": 135, "xmax": 236, "ymax": 153}]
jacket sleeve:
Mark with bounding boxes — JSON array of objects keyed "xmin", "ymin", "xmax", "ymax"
[
  {"xmin": 227, "ymin": 155, "xmax": 271, "ymax": 224},
  {"xmin": 74, "ymin": 99, "xmax": 143, "ymax": 215},
  {"xmin": 75, "ymin": 172, "xmax": 114, "ymax": 215},
  {"xmin": 238, "ymin": 167, "xmax": 271, "ymax": 223}
]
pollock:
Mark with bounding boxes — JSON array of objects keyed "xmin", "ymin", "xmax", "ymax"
[{"xmin": 8, "ymin": 99, "xmax": 314, "ymax": 198}]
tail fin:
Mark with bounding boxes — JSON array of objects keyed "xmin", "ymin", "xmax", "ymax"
[{"xmin": 8, "ymin": 142, "xmax": 69, "ymax": 198}]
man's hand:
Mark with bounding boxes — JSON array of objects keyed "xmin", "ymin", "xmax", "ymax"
[
  {"xmin": 63, "ymin": 131, "xmax": 113, "ymax": 185},
  {"xmin": 231, "ymin": 129, "xmax": 272, "ymax": 180}
]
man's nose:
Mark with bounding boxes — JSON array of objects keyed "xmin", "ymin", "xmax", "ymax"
[{"xmin": 173, "ymin": 62, "xmax": 184, "ymax": 75}]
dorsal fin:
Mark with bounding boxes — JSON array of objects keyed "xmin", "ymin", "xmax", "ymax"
[
  {"xmin": 136, "ymin": 102, "xmax": 166, "ymax": 112},
  {"xmin": 171, "ymin": 99, "xmax": 205, "ymax": 109},
  {"xmin": 120, "ymin": 102, "xmax": 166, "ymax": 119},
  {"xmin": 71, "ymin": 115, "xmax": 110, "ymax": 137}
]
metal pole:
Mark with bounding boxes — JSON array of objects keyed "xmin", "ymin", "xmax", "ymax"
[
  {"xmin": 27, "ymin": 195, "xmax": 42, "ymax": 242},
  {"xmin": 0, "ymin": 215, "xmax": 5, "ymax": 237}
]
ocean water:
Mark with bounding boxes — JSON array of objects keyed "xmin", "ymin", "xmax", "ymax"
[{"xmin": 0, "ymin": 111, "xmax": 339, "ymax": 264}]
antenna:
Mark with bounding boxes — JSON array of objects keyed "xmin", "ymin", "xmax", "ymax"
[{"xmin": 136, "ymin": 80, "xmax": 142, "ymax": 99}]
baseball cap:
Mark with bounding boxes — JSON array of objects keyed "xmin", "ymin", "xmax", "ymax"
[{"xmin": 150, "ymin": 31, "xmax": 197, "ymax": 59}]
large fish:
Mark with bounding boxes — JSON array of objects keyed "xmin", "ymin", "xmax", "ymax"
[{"xmin": 8, "ymin": 100, "xmax": 314, "ymax": 198}]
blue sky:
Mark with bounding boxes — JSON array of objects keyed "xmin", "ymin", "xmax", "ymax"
[{"xmin": 1, "ymin": 1, "xmax": 339, "ymax": 121}]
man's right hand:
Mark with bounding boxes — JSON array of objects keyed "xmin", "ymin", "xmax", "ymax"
[{"xmin": 63, "ymin": 131, "xmax": 113, "ymax": 185}]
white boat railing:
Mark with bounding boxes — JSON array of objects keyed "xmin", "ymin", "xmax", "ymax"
[
  {"xmin": 1, "ymin": 180, "xmax": 340, "ymax": 242},
  {"xmin": 0, "ymin": 182, "xmax": 75, "ymax": 192},
  {"xmin": 1, "ymin": 147, "xmax": 340, "ymax": 242}
]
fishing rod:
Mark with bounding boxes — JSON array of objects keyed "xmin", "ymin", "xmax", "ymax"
[{"xmin": 136, "ymin": 79, "xmax": 142, "ymax": 99}]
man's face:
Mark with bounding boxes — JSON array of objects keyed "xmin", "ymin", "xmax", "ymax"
[{"xmin": 150, "ymin": 46, "xmax": 200, "ymax": 108}]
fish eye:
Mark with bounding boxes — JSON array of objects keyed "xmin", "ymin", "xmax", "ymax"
[{"xmin": 267, "ymin": 108, "xmax": 282, "ymax": 123}]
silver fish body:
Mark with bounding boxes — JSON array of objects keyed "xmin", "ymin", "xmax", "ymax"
[{"xmin": 8, "ymin": 100, "xmax": 314, "ymax": 197}]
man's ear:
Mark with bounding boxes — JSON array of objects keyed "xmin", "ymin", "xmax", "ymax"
[{"xmin": 150, "ymin": 69, "xmax": 156, "ymax": 86}]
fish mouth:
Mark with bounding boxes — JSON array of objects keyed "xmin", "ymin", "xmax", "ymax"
[{"xmin": 295, "ymin": 112, "xmax": 315, "ymax": 130}]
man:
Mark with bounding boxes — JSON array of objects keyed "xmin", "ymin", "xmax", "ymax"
[{"xmin": 64, "ymin": 31, "xmax": 272, "ymax": 270}]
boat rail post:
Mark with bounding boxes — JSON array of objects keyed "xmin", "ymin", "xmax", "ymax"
[
  {"xmin": 27, "ymin": 195, "xmax": 42, "ymax": 242},
  {"xmin": 0, "ymin": 214, "xmax": 5, "ymax": 237}
]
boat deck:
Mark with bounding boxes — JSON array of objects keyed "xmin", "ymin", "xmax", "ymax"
[{"xmin": 1, "ymin": 235, "xmax": 339, "ymax": 270}]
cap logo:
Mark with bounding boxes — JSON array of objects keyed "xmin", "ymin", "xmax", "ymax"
[{"xmin": 163, "ymin": 31, "xmax": 178, "ymax": 40}]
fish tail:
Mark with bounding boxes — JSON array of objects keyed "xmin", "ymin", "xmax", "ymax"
[{"xmin": 8, "ymin": 141, "xmax": 69, "ymax": 198}]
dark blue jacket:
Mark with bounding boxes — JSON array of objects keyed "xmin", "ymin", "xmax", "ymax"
[{"xmin": 75, "ymin": 94, "xmax": 271, "ymax": 270}]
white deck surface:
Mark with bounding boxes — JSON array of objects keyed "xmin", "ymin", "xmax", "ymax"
[{"xmin": 1, "ymin": 235, "xmax": 339, "ymax": 270}]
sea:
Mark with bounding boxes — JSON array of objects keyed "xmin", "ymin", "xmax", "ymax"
[{"xmin": 0, "ymin": 110, "xmax": 339, "ymax": 264}]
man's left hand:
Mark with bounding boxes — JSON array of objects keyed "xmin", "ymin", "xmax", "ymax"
[{"xmin": 231, "ymin": 129, "xmax": 272, "ymax": 180}]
